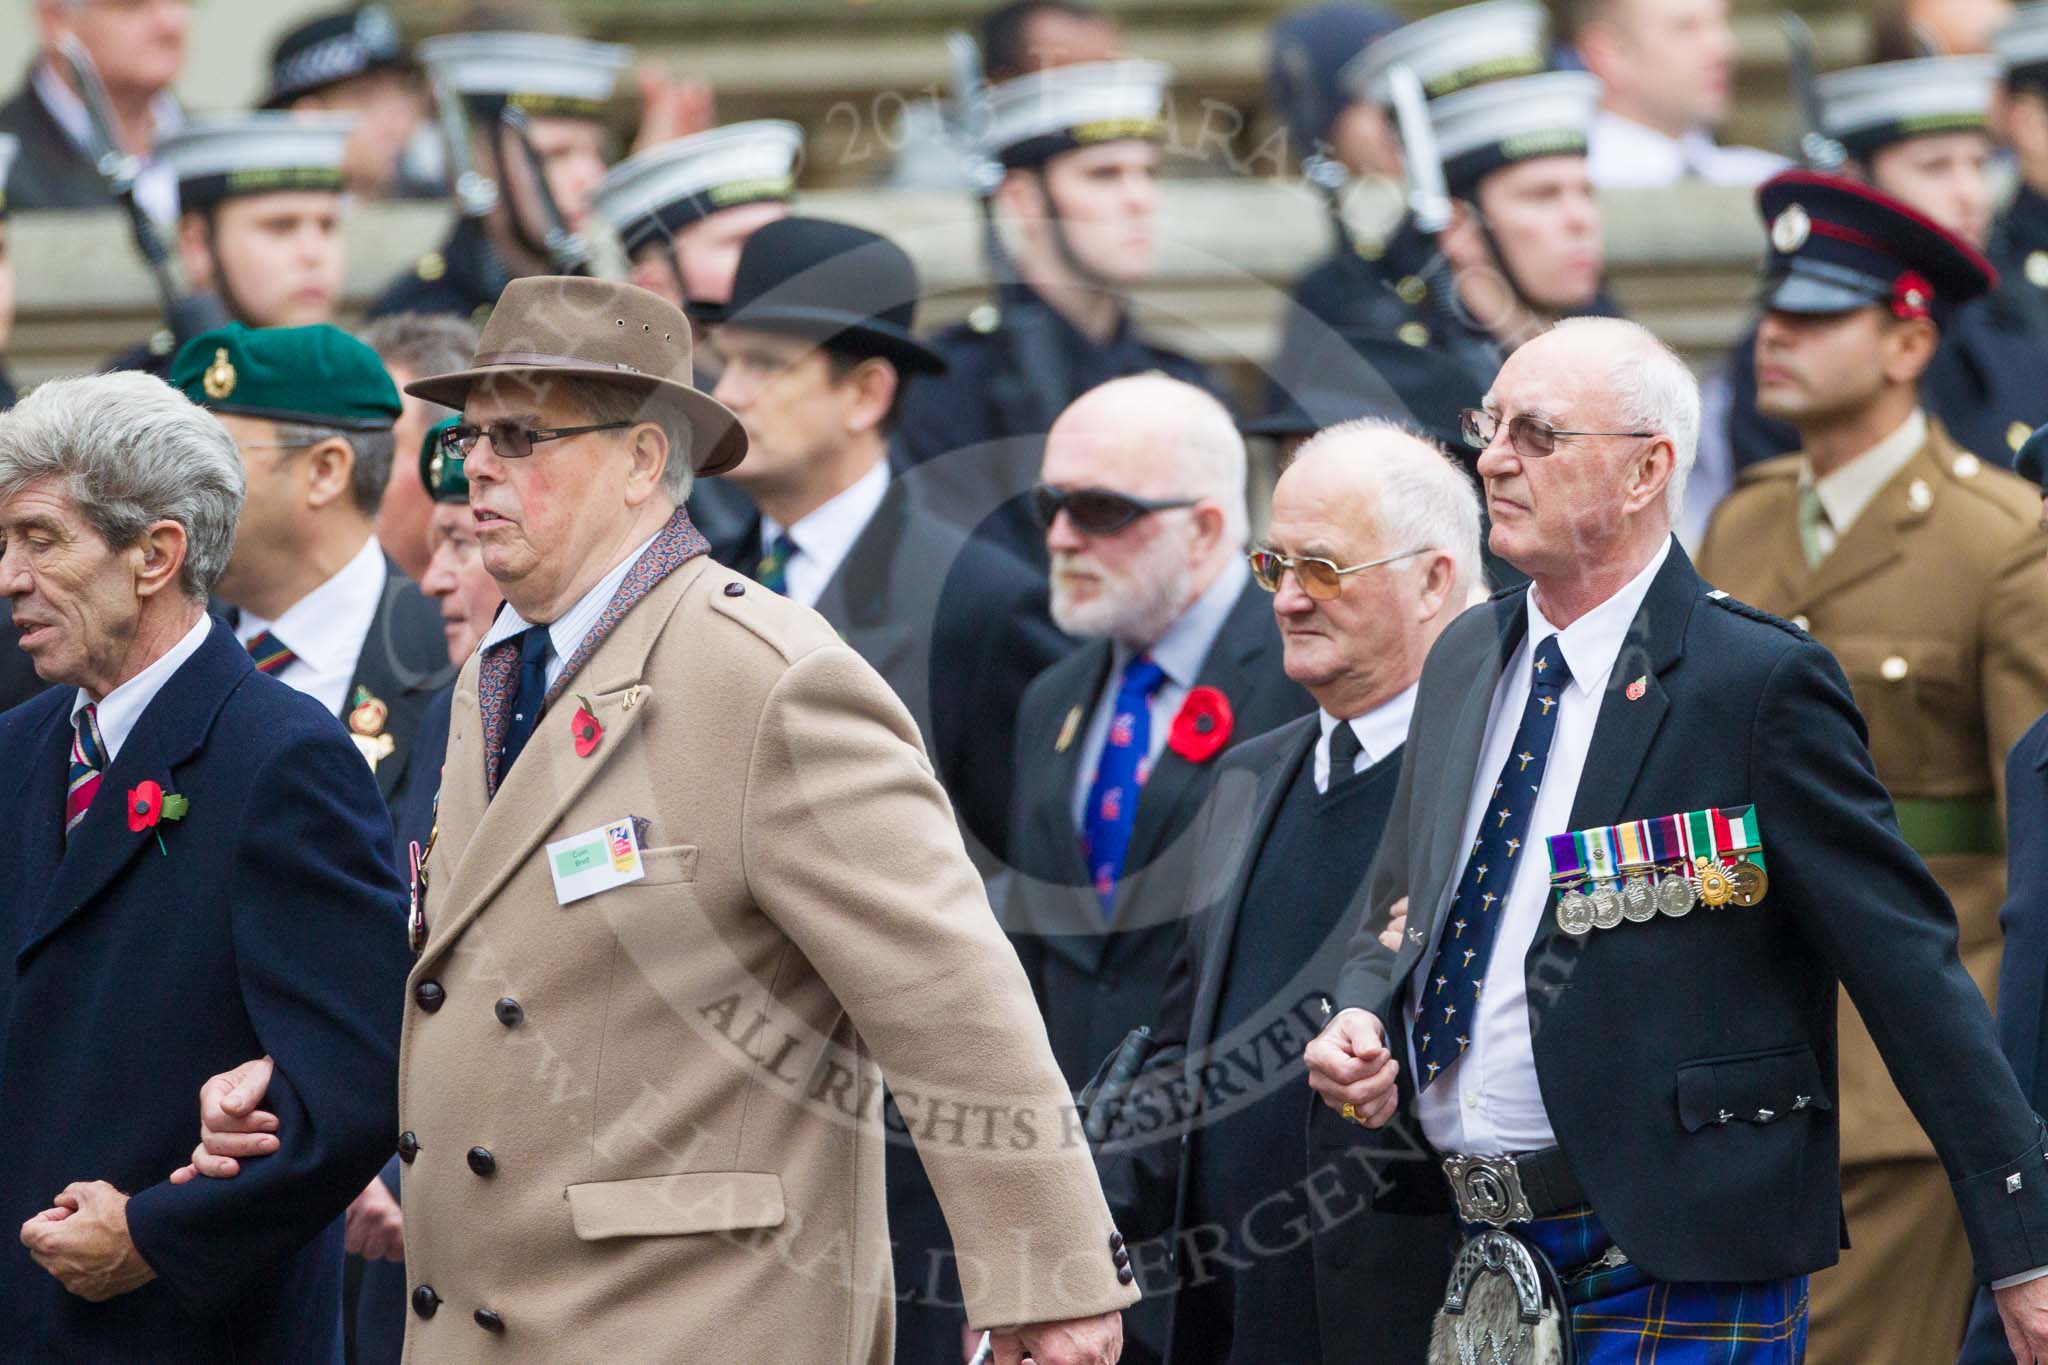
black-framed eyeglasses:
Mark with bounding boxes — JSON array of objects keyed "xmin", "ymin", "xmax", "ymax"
[
  {"xmin": 1459, "ymin": 408, "xmax": 1655, "ymax": 460},
  {"xmin": 1030, "ymin": 484, "xmax": 1199, "ymax": 536},
  {"xmin": 439, "ymin": 419, "xmax": 632, "ymax": 460},
  {"xmin": 1248, "ymin": 546, "xmax": 1428, "ymax": 600}
]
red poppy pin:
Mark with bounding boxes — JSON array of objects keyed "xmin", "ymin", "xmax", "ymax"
[
  {"xmin": 127, "ymin": 780, "xmax": 190, "ymax": 854},
  {"xmin": 1890, "ymin": 270, "xmax": 1934, "ymax": 322},
  {"xmin": 1168, "ymin": 686, "xmax": 1234, "ymax": 764},
  {"xmin": 571, "ymin": 695, "xmax": 603, "ymax": 758}
]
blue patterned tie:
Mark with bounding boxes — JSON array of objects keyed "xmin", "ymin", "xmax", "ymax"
[
  {"xmin": 497, "ymin": 625, "xmax": 553, "ymax": 780},
  {"xmin": 756, "ymin": 532, "xmax": 796, "ymax": 595},
  {"xmin": 1417, "ymin": 634, "xmax": 1571, "ymax": 1090},
  {"xmin": 1080, "ymin": 655, "xmax": 1167, "ymax": 917},
  {"xmin": 66, "ymin": 703, "xmax": 107, "ymax": 837}
]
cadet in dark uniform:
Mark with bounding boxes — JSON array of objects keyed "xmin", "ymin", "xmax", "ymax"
[
  {"xmin": 1267, "ymin": 0, "xmax": 1546, "ymax": 404},
  {"xmin": 893, "ymin": 58, "xmax": 1220, "ymax": 565},
  {"xmin": 1717, "ymin": 55, "xmax": 2048, "ymax": 475},
  {"xmin": 367, "ymin": 30, "xmax": 627, "ymax": 326},
  {"xmin": 104, "ymin": 113, "xmax": 352, "ymax": 377},
  {"xmin": 170, "ymin": 322, "xmax": 454, "ymax": 823}
]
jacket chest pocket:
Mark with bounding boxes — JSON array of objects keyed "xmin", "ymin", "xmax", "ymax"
[
  {"xmin": 637, "ymin": 844, "xmax": 698, "ymax": 886},
  {"xmin": 1676, "ymin": 1043, "xmax": 1831, "ymax": 1132},
  {"xmin": 1829, "ymin": 636, "xmax": 1971, "ymax": 784}
]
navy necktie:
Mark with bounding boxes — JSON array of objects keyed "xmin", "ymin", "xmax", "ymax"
[
  {"xmin": 1080, "ymin": 655, "xmax": 1167, "ymax": 917},
  {"xmin": 498, "ymin": 625, "xmax": 553, "ymax": 779},
  {"xmin": 1417, "ymin": 634, "xmax": 1571, "ymax": 1090},
  {"xmin": 756, "ymin": 532, "xmax": 796, "ymax": 595},
  {"xmin": 1326, "ymin": 721, "xmax": 1364, "ymax": 792}
]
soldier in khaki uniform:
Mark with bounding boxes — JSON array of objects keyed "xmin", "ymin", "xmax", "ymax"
[
  {"xmin": 1699, "ymin": 170, "xmax": 2048, "ymax": 1365},
  {"xmin": 177, "ymin": 277, "xmax": 1137, "ymax": 1365}
]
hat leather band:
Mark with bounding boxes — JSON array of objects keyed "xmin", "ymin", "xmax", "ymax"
[{"xmin": 473, "ymin": 350, "xmax": 647, "ymax": 375}]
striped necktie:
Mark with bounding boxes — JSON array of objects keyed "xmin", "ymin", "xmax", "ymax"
[
  {"xmin": 245, "ymin": 629, "xmax": 297, "ymax": 676},
  {"xmin": 67, "ymin": 703, "xmax": 107, "ymax": 835},
  {"xmin": 756, "ymin": 532, "xmax": 797, "ymax": 596}
]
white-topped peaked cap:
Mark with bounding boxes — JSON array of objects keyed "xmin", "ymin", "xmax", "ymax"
[
  {"xmin": 979, "ymin": 59, "xmax": 1173, "ymax": 167},
  {"xmin": 1995, "ymin": 3, "xmax": 2048, "ymax": 83},
  {"xmin": 1341, "ymin": 0, "xmax": 1548, "ymax": 107},
  {"xmin": 418, "ymin": 31, "xmax": 629, "ymax": 117},
  {"xmin": 596, "ymin": 120, "xmax": 802, "ymax": 253},
  {"xmin": 1429, "ymin": 70, "xmax": 1600, "ymax": 195},
  {"xmin": 155, "ymin": 112, "xmax": 355, "ymax": 209},
  {"xmin": 1815, "ymin": 56, "xmax": 1996, "ymax": 157}
]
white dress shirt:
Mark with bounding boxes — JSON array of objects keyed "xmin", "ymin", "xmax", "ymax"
[
  {"xmin": 1408, "ymin": 537, "xmax": 1673, "ymax": 1155},
  {"xmin": 71, "ymin": 613, "xmax": 211, "ymax": 764},
  {"xmin": 757, "ymin": 461, "xmax": 890, "ymax": 609},
  {"xmin": 1069, "ymin": 557, "xmax": 1251, "ymax": 828},
  {"xmin": 32, "ymin": 61, "xmax": 182, "ymax": 224},
  {"xmin": 233, "ymin": 537, "xmax": 388, "ymax": 719},
  {"xmin": 1586, "ymin": 110, "xmax": 1787, "ymax": 190},
  {"xmin": 1799, "ymin": 407, "xmax": 1927, "ymax": 559},
  {"xmin": 476, "ymin": 526, "xmax": 664, "ymax": 693},
  {"xmin": 1313, "ymin": 684, "xmax": 1418, "ymax": 794}
]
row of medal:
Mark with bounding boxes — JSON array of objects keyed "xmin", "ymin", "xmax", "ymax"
[{"xmin": 1547, "ymin": 806, "xmax": 1769, "ymax": 937}]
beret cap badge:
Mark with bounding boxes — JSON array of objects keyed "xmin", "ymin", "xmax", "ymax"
[{"xmin": 203, "ymin": 348, "xmax": 237, "ymax": 401}]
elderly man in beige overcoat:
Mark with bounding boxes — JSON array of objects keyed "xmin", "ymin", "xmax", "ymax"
[{"xmin": 175, "ymin": 277, "xmax": 1137, "ymax": 1365}]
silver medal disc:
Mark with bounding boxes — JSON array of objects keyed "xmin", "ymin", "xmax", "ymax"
[
  {"xmin": 1589, "ymin": 884, "xmax": 1625, "ymax": 930},
  {"xmin": 1655, "ymin": 875, "xmax": 1696, "ymax": 918},
  {"xmin": 1555, "ymin": 889, "xmax": 1595, "ymax": 936},
  {"xmin": 1620, "ymin": 875, "xmax": 1655, "ymax": 922}
]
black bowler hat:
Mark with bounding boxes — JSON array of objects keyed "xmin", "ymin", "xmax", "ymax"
[
  {"xmin": 693, "ymin": 216, "xmax": 947, "ymax": 375},
  {"xmin": 1756, "ymin": 170, "xmax": 1996, "ymax": 329}
]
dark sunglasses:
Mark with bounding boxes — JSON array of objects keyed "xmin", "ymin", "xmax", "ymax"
[
  {"xmin": 1459, "ymin": 408, "xmax": 1655, "ymax": 459},
  {"xmin": 1248, "ymin": 547, "xmax": 1427, "ymax": 600},
  {"xmin": 439, "ymin": 419, "xmax": 632, "ymax": 460},
  {"xmin": 1030, "ymin": 484, "xmax": 1198, "ymax": 536}
]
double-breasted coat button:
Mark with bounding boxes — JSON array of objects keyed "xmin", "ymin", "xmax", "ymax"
[
  {"xmin": 1109, "ymin": 1232, "xmax": 1126, "ymax": 1252},
  {"xmin": 412, "ymin": 1285, "xmax": 440, "ymax": 1318},
  {"xmin": 397, "ymin": 1131, "xmax": 419, "ymax": 1162},
  {"xmin": 474, "ymin": 1308, "xmax": 506, "ymax": 1333},
  {"xmin": 494, "ymin": 997, "xmax": 523, "ymax": 1027},
  {"xmin": 467, "ymin": 1146, "xmax": 497, "ymax": 1176},
  {"xmin": 415, "ymin": 981, "xmax": 445, "ymax": 1012},
  {"xmin": 723, "ymin": 581, "xmax": 746, "ymax": 597},
  {"xmin": 1116, "ymin": 1266, "xmax": 1136, "ymax": 1286}
]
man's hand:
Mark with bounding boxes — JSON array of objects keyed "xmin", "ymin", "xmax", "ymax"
[
  {"xmin": 1996, "ymin": 1273, "xmax": 2048, "ymax": 1363},
  {"xmin": 345, "ymin": 1177, "xmax": 405, "ymax": 1262},
  {"xmin": 987, "ymin": 1310, "xmax": 1122, "ymax": 1365},
  {"xmin": 19, "ymin": 1182, "xmax": 156, "ymax": 1302},
  {"xmin": 629, "ymin": 65, "xmax": 716, "ymax": 155},
  {"xmin": 168, "ymin": 1055, "xmax": 277, "ymax": 1183},
  {"xmin": 1305, "ymin": 1008, "xmax": 1400, "ymax": 1128},
  {"xmin": 1377, "ymin": 896, "xmax": 1411, "ymax": 953}
]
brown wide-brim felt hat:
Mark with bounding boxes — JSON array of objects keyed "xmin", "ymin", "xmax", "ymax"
[{"xmin": 404, "ymin": 275, "xmax": 748, "ymax": 477}]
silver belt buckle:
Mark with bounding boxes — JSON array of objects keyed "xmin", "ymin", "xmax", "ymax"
[{"xmin": 1443, "ymin": 1153, "xmax": 1536, "ymax": 1228}]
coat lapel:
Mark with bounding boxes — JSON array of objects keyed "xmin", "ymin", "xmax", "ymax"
[
  {"xmin": 1791, "ymin": 432, "xmax": 1947, "ymax": 614},
  {"xmin": 347, "ymin": 562, "xmax": 457, "ymax": 803},
  {"xmin": 20, "ymin": 621, "xmax": 247, "ymax": 964},
  {"xmin": 1184, "ymin": 719, "xmax": 1317, "ymax": 1056},
  {"xmin": 12, "ymin": 701, "xmax": 72, "ymax": 919},
  {"xmin": 1419, "ymin": 599, "xmax": 1525, "ymax": 937},
  {"xmin": 421, "ymin": 561, "xmax": 704, "ymax": 972},
  {"xmin": 813, "ymin": 489, "xmax": 919, "ymax": 688}
]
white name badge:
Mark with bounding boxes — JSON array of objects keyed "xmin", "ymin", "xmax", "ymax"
[{"xmin": 546, "ymin": 818, "xmax": 646, "ymax": 905}]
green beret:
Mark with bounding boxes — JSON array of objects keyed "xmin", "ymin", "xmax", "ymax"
[
  {"xmin": 171, "ymin": 322, "xmax": 401, "ymax": 431},
  {"xmin": 420, "ymin": 415, "xmax": 468, "ymax": 504}
]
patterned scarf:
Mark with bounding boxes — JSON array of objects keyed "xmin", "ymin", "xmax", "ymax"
[{"xmin": 478, "ymin": 505, "xmax": 710, "ymax": 796}]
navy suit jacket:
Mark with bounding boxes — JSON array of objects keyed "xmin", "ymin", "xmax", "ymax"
[
  {"xmin": 1337, "ymin": 543, "xmax": 2048, "ymax": 1285},
  {"xmin": 1959, "ymin": 714, "xmax": 2048, "ymax": 1365},
  {"xmin": 0, "ymin": 619, "xmax": 411, "ymax": 1363}
]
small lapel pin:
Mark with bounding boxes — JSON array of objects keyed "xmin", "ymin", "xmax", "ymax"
[
  {"xmin": 622, "ymin": 685, "xmax": 644, "ymax": 713},
  {"xmin": 1055, "ymin": 705, "xmax": 1082, "ymax": 753},
  {"xmin": 1406, "ymin": 926, "xmax": 1424, "ymax": 945},
  {"xmin": 1625, "ymin": 675, "xmax": 1647, "ymax": 702},
  {"xmin": 571, "ymin": 695, "xmax": 604, "ymax": 757}
]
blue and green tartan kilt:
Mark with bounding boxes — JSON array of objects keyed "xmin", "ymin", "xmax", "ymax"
[{"xmin": 1460, "ymin": 1206, "xmax": 1810, "ymax": 1363}]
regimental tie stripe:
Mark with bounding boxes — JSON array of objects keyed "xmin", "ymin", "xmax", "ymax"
[
  {"xmin": 66, "ymin": 704, "xmax": 106, "ymax": 834},
  {"xmin": 246, "ymin": 630, "xmax": 297, "ymax": 676}
]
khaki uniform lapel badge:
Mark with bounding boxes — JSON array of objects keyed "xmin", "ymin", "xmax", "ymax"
[{"xmin": 348, "ymin": 685, "xmax": 396, "ymax": 772}]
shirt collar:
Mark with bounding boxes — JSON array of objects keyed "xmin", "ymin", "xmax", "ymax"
[
  {"xmin": 235, "ymin": 537, "xmax": 387, "ymax": 675},
  {"xmin": 1803, "ymin": 407, "xmax": 1926, "ymax": 538},
  {"xmin": 477, "ymin": 525, "xmax": 664, "ymax": 662},
  {"xmin": 72, "ymin": 612, "xmax": 212, "ymax": 765},
  {"xmin": 1526, "ymin": 536, "xmax": 1673, "ymax": 698},
  {"xmin": 1318, "ymin": 681, "xmax": 1418, "ymax": 768},
  {"xmin": 1124, "ymin": 555, "xmax": 1250, "ymax": 691},
  {"xmin": 758, "ymin": 460, "xmax": 889, "ymax": 576}
]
